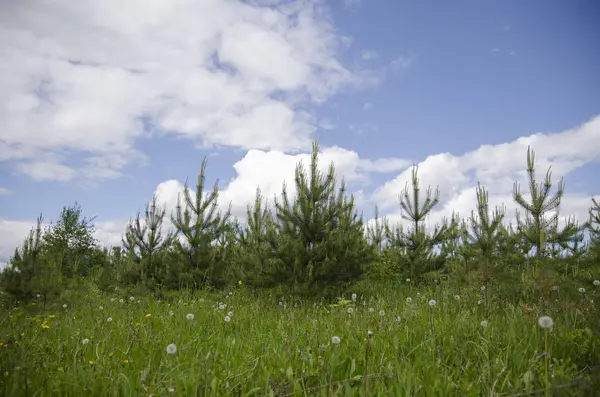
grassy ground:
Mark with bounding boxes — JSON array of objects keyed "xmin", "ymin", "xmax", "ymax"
[{"xmin": 1, "ymin": 282, "xmax": 599, "ymax": 396}]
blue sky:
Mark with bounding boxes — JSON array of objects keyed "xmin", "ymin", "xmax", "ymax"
[{"xmin": 0, "ymin": 0, "xmax": 599, "ymax": 263}]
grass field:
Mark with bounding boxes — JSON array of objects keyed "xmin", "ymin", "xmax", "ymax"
[{"xmin": 1, "ymin": 282, "xmax": 599, "ymax": 396}]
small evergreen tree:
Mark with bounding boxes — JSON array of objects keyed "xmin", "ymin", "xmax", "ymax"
[
  {"xmin": 464, "ymin": 184, "xmax": 505, "ymax": 318},
  {"xmin": 170, "ymin": 158, "xmax": 232, "ymax": 289},
  {"xmin": 272, "ymin": 141, "xmax": 371, "ymax": 296}
]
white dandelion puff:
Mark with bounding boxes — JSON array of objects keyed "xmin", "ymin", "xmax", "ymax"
[
  {"xmin": 186, "ymin": 313, "xmax": 194, "ymax": 320},
  {"xmin": 406, "ymin": 297, "xmax": 412, "ymax": 303},
  {"xmin": 166, "ymin": 343, "xmax": 177, "ymax": 354},
  {"xmin": 168, "ymin": 310, "xmax": 174, "ymax": 316},
  {"xmin": 351, "ymin": 293, "xmax": 357, "ymax": 302},
  {"xmin": 224, "ymin": 315, "xmax": 231, "ymax": 322},
  {"xmin": 129, "ymin": 296, "xmax": 135, "ymax": 301},
  {"xmin": 579, "ymin": 287, "xmax": 586, "ymax": 294},
  {"xmin": 82, "ymin": 338, "xmax": 90, "ymax": 345},
  {"xmin": 454, "ymin": 295, "xmax": 460, "ymax": 301},
  {"xmin": 331, "ymin": 336, "xmax": 341, "ymax": 345},
  {"xmin": 538, "ymin": 316, "xmax": 554, "ymax": 329},
  {"xmin": 369, "ymin": 307, "xmax": 374, "ymax": 313},
  {"xmin": 379, "ymin": 310, "xmax": 385, "ymax": 316},
  {"xmin": 593, "ymin": 280, "xmax": 600, "ymax": 287},
  {"xmin": 481, "ymin": 320, "xmax": 488, "ymax": 328},
  {"xmin": 347, "ymin": 307, "xmax": 354, "ymax": 314},
  {"xmin": 106, "ymin": 317, "xmax": 112, "ymax": 323},
  {"xmin": 98, "ymin": 306, "xmax": 103, "ymax": 311},
  {"xmin": 428, "ymin": 300, "xmax": 436, "ymax": 307}
]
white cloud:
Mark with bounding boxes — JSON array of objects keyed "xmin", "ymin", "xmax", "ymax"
[
  {"xmin": 372, "ymin": 115, "xmax": 600, "ymax": 230},
  {"xmin": 0, "ymin": 0, "xmax": 369, "ymax": 181},
  {"xmin": 390, "ymin": 55, "xmax": 414, "ymax": 72},
  {"xmin": 362, "ymin": 103, "xmax": 374, "ymax": 111},
  {"xmin": 361, "ymin": 50, "xmax": 379, "ymax": 61},
  {"xmin": 15, "ymin": 161, "xmax": 77, "ymax": 182},
  {"xmin": 319, "ymin": 118, "xmax": 337, "ymax": 130},
  {"xmin": 0, "ymin": 188, "xmax": 12, "ymax": 196}
]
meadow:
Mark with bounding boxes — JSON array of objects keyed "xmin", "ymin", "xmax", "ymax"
[{"xmin": 1, "ymin": 280, "xmax": 599, "ymax": 397}]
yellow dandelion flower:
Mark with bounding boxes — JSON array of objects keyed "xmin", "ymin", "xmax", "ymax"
[
  {"xmin": 109, "ymin": 352, "xmax": 114, "ymax": 357},
  {"xmin": 238, "ymin": 280, "xmax": 243, "ymax": 286},
  {"xmin": 145, "ymin": 313, "xmax": 151, "ymax": 318},
  {"xmin": 48, "ymin": 314, "xmax": 56, "ymax": 319},
  {"xmin": 135, "ymin": 322, "xmax": 141, "ymax": 327},
  {"xmin": 123, "ymin": 360, "xmax": 129, "ymax": 364},
  {"xmin": 89, "ymin": 360, "xmax": 95, "ymax": 365},
  {"xmin": 41, "ymin": 324, "xmax": 50, "ymax": 329},
  {"xmin": 3, "ymin": 371, "xmax": 8, "ymax": 377}
]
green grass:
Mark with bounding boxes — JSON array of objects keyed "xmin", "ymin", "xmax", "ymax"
[{"xmin": 1, "ymin": 282, "xmax": 599, "ymax": 396}]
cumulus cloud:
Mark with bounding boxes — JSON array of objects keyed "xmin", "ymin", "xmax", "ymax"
[
  {"xmin": 372, "ymin": 115, "xmax": 600, "ymax": 230},
  {"xmin": 0, "ymin": 188, "xmax": 12, "ymax": 196},
  {"xmin": 0, "ymin": 0, "xmax": 368, "ymax": 181}
]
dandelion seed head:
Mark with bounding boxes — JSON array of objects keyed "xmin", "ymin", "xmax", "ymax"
[
  {"xmin": 186, "ymin": 313, "xmax": 194, "ymax": 320},
  {"xmin": 406, "ymin": 297, "xmax": 412, "ymax": 303},
  {"xmin": 347, "ymin": 307, "xmax": 354, "ymax": 314},
  {"xmin": 129, "ymin": 296, "xmax": 135, "ymax": 301},
  {"xmin": 224, "ymin": 315, "xmax": 231, "ymax": 322},
  {"xmin": 331, "ymin": 336, "xmax": 341, "ymax": 345},
  {"xmin": 579, "ymin": 287, "xmax": 586, "ymax": 293},
  {"xmin": 379, "ymin": 310, "xmax": 385, "ymax": 316},
  {"xmin": 351, "ymin": 293, "xmax": 357, "ymax": 301},
  {"xmin": 428, "ymin": 300, "xmax": 436, "ymax": 307},
  {"xmin": 369, "ymin": 307, "xmax": 374, "ymax": 313},
  {"xmin": 82, "ymin": 338, "xmax": 90, "ymax": 345},
  {"xmin": 594, "ymin": 280, "xmax": 600, "ymax": 287},
  {"xmin": 538, "ymin": 315, "xmax": 554, "ymax": 329},
  {"xmin": 169, "ymin": 310, "xmax": 174, "ymax": 316},
  {"xmin": 480, "ymin": 320, "xmax": 488, "ymax": 328},
  {"xmin": 454, "ymin": 295, "xmax": 460, "ymax": 301},
  {"xmin": 227, "ymin": 311, "xmax": 234, "ymax": 317},
  {"xmin": 406, "ymin": 278, "xmax": 410, "ymax": 283},
  {"xmin": 63, "ymin": 304, "xmax": 68, "ymax": 309},
  {"xmin": 106, "ymin": 317, "xmax": 112, "ymax": 323},
  {"xmin": 98, "ymin": 306, "xmax": 103, "ymax": 311},
  {"xmin": 166, "ymin": 343, "xmax": 177, "ymax": 354},
  {"xmin": 119, "ymin": 299, "xmax": 124, "ymax": 303}
]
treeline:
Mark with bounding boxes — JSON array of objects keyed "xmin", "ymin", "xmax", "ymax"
[{"xmin": 1, "ymin": 143, "xmax": 599, "ymax": 302}]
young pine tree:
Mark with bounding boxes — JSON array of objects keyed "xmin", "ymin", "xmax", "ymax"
[
  {"xmin": 171, "ymin": 158, "xmax": 232, "ymax": 289},
  {"xmin": 273, "ymin": 141, "xmax": 371, "ymax": 295},
  {"xmin": 513, "ymin": 146, "xmax": 580, "ymax": 308},
  {"xmin": 387, "ymin": 165, "xmax": 447, "ymax": 281},
  {"xmin": 122, "ymin": 195, "xmax": 173, "ymax": 285},
  {"xmin": 464, "ymin": 184, "xmax": 505, "ymax": 319}
]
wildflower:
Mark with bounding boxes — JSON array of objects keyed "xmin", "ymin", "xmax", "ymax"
[
  {"xmin": 166, "ymin": 344, "xmax": 177, "ymax": 354},
  {"xmin": 379, "ymin": 310, "xmax": 385, "ymax": 316},
  {"xmin": 106, "ymin": 317, "xmax": 113, "ymax": 323},
  {"xmin": 347, "ymin": 307, "xmax": 354, "ymax": 314},
  {"xmin": 224, "ymin": 315, "xmax": 231, "ymax": 322},
  {"xmin": 331, "ymin": 336, "xmax": 341, "ymax": 345},
  {"xmin": 145, "ymin": 313, "xmax": 151, "ymax": 318},
  {"xmin": 41, "ymin": 323, "xmax": 50, "ymax": 329},
  {"xmin": 406, "ymin": 297, "xmax": 412, "ymax": 303},
  {"xmin": 119, "ymin": 299, "xmax": 124, "ymax": 303},
  {"xmin": 428, "ymin": 300, "xmax": 436, "ymax": 307},
  {"xmin": 351, "ymin": 293, "xmax": 357, "ymax": 302},
  {"xmin": 48, "ymin": 314, "xmax": 56, "ymax": 319},
  {"xmin": 89, "ymin": 360, "xmax": 95, "ymax": 365},
  {"xmin": 594, "ymin": 280, "xmax": 600, "ymax": 287},
  {"xmin": 579, "ymin": 287, "xmax": 586, "ymax": 294},
  {"xmin": 123, "ymin": 359, "xmax": 129, "ymax": 364},
  {"xmin": 82, "ymin": 338, "xmax": 90, "ymax": 345},
  {"xmin": 98, "ymin": 306, "xmax": 103, "ymax": 311},
  {"xmin": 454, "ymin": 295, "xmax": 460, "ymax": 301},
  {"xmin": 480, "ymin": 320, "xmax": 488, "ymax": 328},
  {"xmin": 238, "ymin": 280, "xmax": 243, "ymax": 286},
  {"xmin": 538, "ymin": 316, "xmax": 554, "ymax": 329},
  {"xmin": 186, "ymin": 313, "xmax": 194, "ymax": 320}
]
